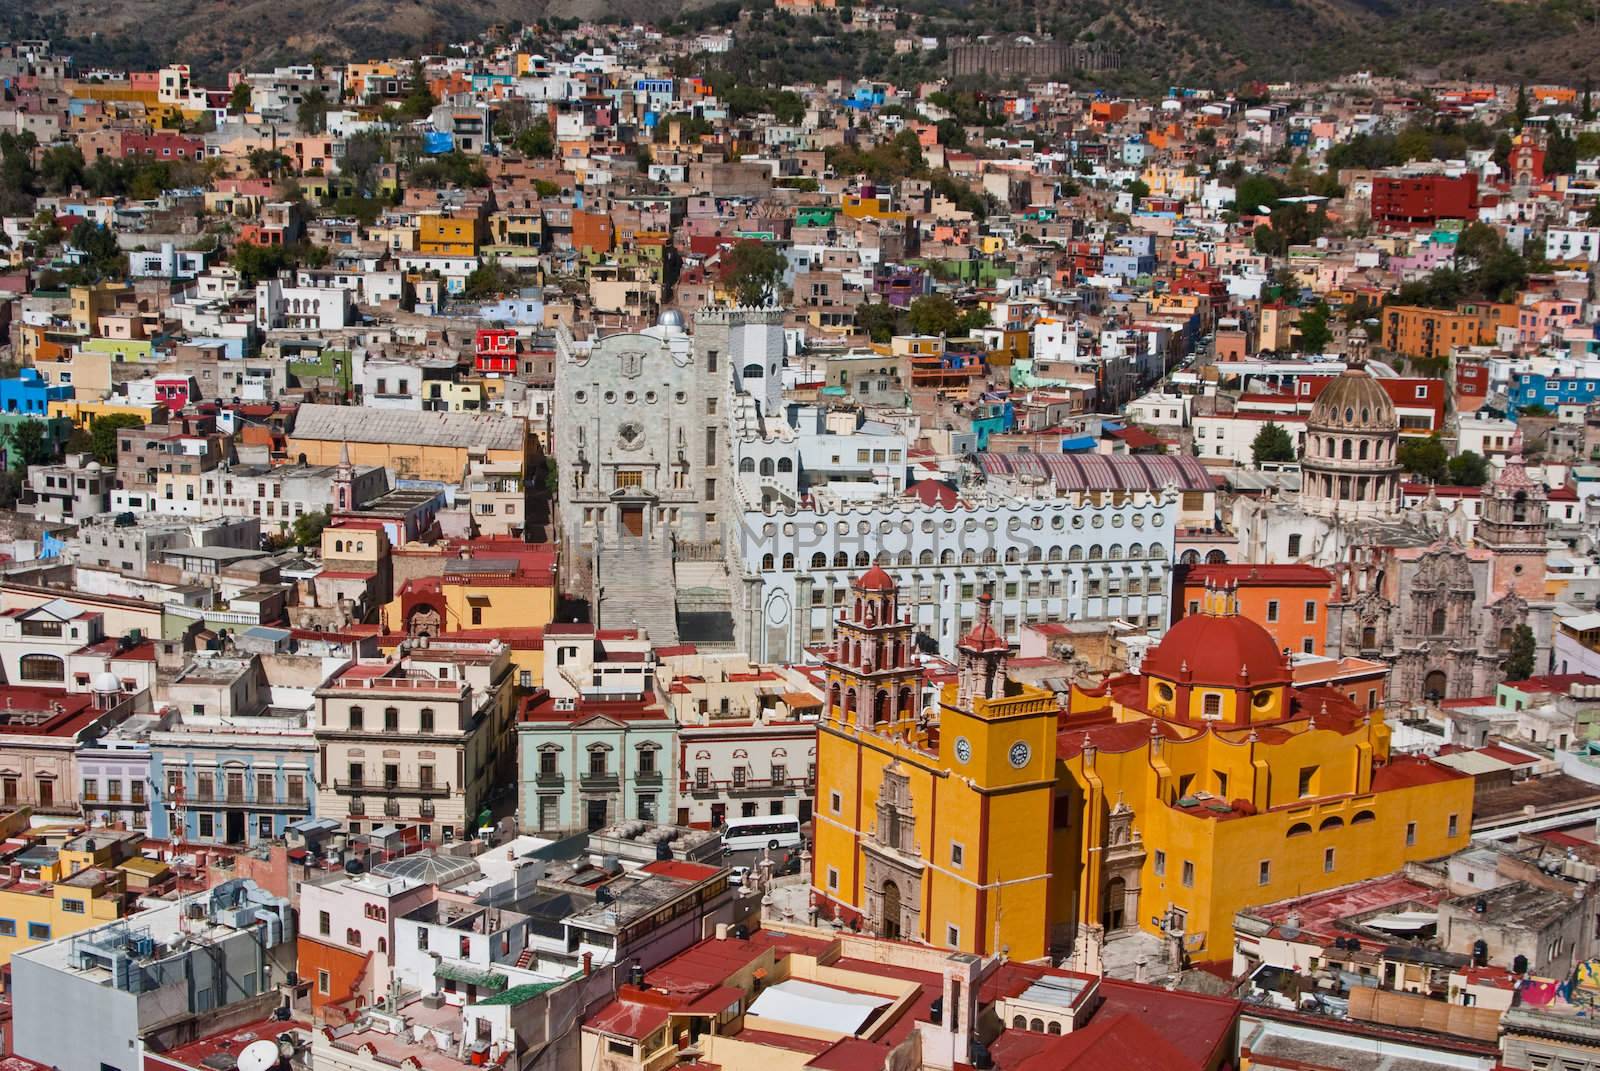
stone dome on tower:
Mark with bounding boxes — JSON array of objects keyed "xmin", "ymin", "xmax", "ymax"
[{"xmin": 1299, "ymin": 326, "xmax": 1403, "ymax": 521}]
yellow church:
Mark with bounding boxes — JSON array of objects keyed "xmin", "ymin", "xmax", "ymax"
[{"xmin": 811, "ymin": 571, "xmax": 1474, "ymax": 964}]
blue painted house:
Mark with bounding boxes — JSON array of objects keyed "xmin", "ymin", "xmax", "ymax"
[
  {"xmin": 147, "ymin": 654, "xmax": 315, "ymax": 846},
  {"xmin": 0, "ymin": 368, "xmax": 71, "ymax": 415},
  {"xmin": 1513, "ymin": 370, "xmax": 1600, "ymax": 410}
]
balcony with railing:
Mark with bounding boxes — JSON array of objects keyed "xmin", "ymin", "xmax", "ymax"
[
  {"xmin": 578, "ymin": 769, "xmax": 620, "ymax": 792},
  {"xmin": 686, "ymin": 774, "xmax": 812, "ymax": 798},
  {"xmin": 333, "ymin": 779, "xmax": 451, "ymax": 797}
]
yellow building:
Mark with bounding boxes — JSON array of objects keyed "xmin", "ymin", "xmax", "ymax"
[
  {"xmin": 50, "ymin": 398, "xmax": 165, "ymax": 429},
  {"xmin": 812, "ymin": 569, "xmax": 1058, "ymax": 961},
  {"xmin": 419, "ymin": 212, "xmax": 483, "ymax": 257},
  {"xmin": 811, "ymin": 574, "xmax": 1475, "ymax": 966},
  {"xmin": 69, "ymin": 282, "xmax": 130, "ymax": 336},
  {"xmin": 0, "ymin": 820, "xmax": 132, "ymax": 965},
  {"xmin": 286, "ymin": 403, "xmax": 531, "ymax": 484}
]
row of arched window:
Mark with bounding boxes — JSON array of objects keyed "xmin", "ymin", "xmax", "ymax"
[
  {"xmin": 1285, "ymin": 810, "xmax": 1375, "ymax": 836},
  {"xmin": 777, "ymin": 544, "xmax": 1166, "ymax": 572},
  {"xmin": 739, "ymin": 457, "xmax": 795, "ymax": 475}
]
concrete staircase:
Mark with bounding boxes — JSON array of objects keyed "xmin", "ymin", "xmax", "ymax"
[{"xmin": 595, "ymin": 536, "xmax": 679, "ymax": 644}]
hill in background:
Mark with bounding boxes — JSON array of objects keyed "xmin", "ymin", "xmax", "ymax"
[{"xmin": 0, "ymin": 0, "xmax": 1596, "ymax": 88}]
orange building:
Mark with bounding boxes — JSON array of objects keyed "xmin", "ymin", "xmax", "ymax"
[
  {"xmin": 1381, "ymin": 304, "xmax": 1500, "ymax": 361},
  {"xmin": 571, "ymin": 209, "xmax": 616, "ymax": 254},
  {"xmin": 1176, "ymin": 564, "xmax": 1338, "ymax": 657}
]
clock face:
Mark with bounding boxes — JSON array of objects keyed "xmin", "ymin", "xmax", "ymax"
[
  {"xmin": 1008, "ymin": 741, "xmax": 1031, "ymax": 769},
  {"xmin": 954, "ymin": 737, "xmax": 972, "ymax": 764}
]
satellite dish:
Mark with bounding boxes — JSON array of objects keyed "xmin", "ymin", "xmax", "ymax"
[{"xmin": 237, "ymin": 1039, "xmax": 281, "ymax": 1071}]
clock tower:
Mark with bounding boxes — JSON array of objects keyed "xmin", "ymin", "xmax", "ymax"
[
  {"xmin": 940, "ymin": 593, "xmax": 1057, "ymax": 792},
  {"xmin": 936, "ymin": 592, "xmax": 1060, "ymax": 958}
]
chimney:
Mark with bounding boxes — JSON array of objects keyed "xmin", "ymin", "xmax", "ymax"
[{"xmin": 582, "ymin": 951, "xmax": 593, "ymax": 976}]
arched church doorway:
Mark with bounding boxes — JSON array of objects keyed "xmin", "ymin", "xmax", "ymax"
[{"xmin": 881, "ymin": 881, "xmax": 902, "ymax": 939}]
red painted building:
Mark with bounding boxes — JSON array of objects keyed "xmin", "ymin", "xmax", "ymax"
[
  {"xmin": 1296, "ymin": 375, "xmax": 1446, "ymax": 434},
  {"xmin": 1371, "ymin": 172, "xmax": 1478, "ymax": 230},
  {"xmin": 474, "ymin": 328, "xmax": 518, "ymax": 375},
  {"xmin": 119, "ymin": 131, "xmax": 206, "ymax": 161}
]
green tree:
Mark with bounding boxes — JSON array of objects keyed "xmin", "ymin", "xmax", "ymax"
[
  {"xmin": 1251, "ymin": 422, "xmax": 1297, "ymax": 466},
  {"xmin": 400, "ymin": 60, "xmax": 437, "ymax": 118},
  {"xmin": 514, "ymin": 118, "xmax": 555, "ymax": 158},
  {"xmin": 720, "ymin": 241, "xmax": 786, "ymax": 306},
  {"xmin": 5, "ymin": 419, "xmax": 55, "ymax": 470},
  {"xmin": 87, "ymin": 413, "xmax": 146, "ymax": 466},
  {"xmin": 339, "ymin": 131, "xmax": 389, "ymax": 196},
  {"xmin": 906, "ymin": 294, "xmax": 965, "ymax": 336},
  {"xmin": 39, "ymin": 145, "xmax": 84, "ymax": 194},
  {"xmin": 229, "ymin": 81, "xmax": 252, "ymax": 114},
  {"xmin": 297, "ymin": 87, "xmax": 330, "ymax": 135},
  {"xmin": 1124, "ymin": 178, "xmax": 1150, "ymax": 201},
  {"xmin": 855, "ymin": 300, "xmax": 900, "ymax": 343},
  {"xmin": 248, "ymin": 149, "xmax": 288, "ymax": 178},
  {"xmin": 1295, "ymin": 303, "xmax": 1333, "ymax": 354},
  {"xmin": 291, "ymin": 507, "xmax": 331, "ymax": 547},
  {"xmin": 1515, "ymin": 82, "xmax": 1529, "ymax": 124},
  {"xmin": 67, "ymin": 221, "xmax": 124, "ymax": 282},
  {"xmin": 462, "ymin": 257, "xmax": 515, "ymax": 299},
  {"xmin": 231, "ymin": 241, "xmax": 297, "ymax": 286},
  {"xmin": 1447, "ymin": 450, "xmax": 1490, "ymax": 486},
  {"xmin": 1397, "ymin": 433, "xmax": 1449, "ymax": 482},
  {"xmin": 1501, "ymin": 623, "xmax": 1536, "ymax": 681}
]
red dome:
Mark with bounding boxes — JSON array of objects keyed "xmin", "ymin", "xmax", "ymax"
[
  {"xmin": 853, "ymin": 566, "xmax": 897, "ymax": 592},
  {"xmin": 1142, "ymin": 612, "xmax": 1291, "ymax": 687}
]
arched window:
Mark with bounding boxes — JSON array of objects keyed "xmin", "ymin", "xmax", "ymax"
[
  {"xmin": 739, "ymin": 457, "xmax": 756, "ymax": 473},
  {"xmin": 1361, "ymin": 625, "xmax": 1377, "ymax": 649},
  {"xmin": 782, "ymin": 553, "xmax": 795, "ymax": 570},
  {"xmin": 940, "ymin": 549, "xmax": 956, "ymax": 564},
  {"xmin": 18, "ymin": 654, "xmax": 62, "ymax": 683},
  {"xmin": 896, "ymin": 551, "xmax": 912, "ymax": 567},
  {"xmin": 1029, "ymin": 1018, "xmax": 1044, "ymax": 1033},
  {"xmin": 1351, "ymin": 810, "xmax": 1376, "ymax": 825},
  {"xmin": 1047, "ymin": 1021, "xmax": 1061, "ymax": 1035},
  {"xmin": 919, "ymin": 550, "xmax": 935, "ymax": 565},
  {"xmin": 742, "ymin": 363, "xmax": 764, "ymax": 379},
  {"xmin": 1005, "ymin": 547, "xmax": 1020, "ymax": 564},
  {"xmin": 1108, "ymin": 544, "xmax": 1123, "ymax": 560},
  {"xmin": 1431, "ymin": 608, "xmax": 1447, "ymax": 635},
  {"xmin": 1319, "ymin": 816, "xmax": 1344, "ymax": 831},
  {"xmin": 1013, "ymin": 1016, "xmax": 1026, "ymax": 1030},
  {"xmin": 834, "ymin": 552, "xmax": 849, "ymax": 567},
  {"xmin": 854, "ymin": 551, "xmax": 870, "ymax": 567},
  {"xmin": 1089, "ymin": 544, "xmax": 1103, "ymax": 560},
  {"xmin": 759, "ymin": 458, "xmax": 775, "ymax": 477},
  {"xmin": 1359, "ymin": 439, "xmax": 1369, "ymax": 460},
  {"xmin": 1027, "ymin": 546, "xmax": 1042, "ymax": 562},
  {"xmin": 981, "ymin": 548, "xmax": 998, "ymax": 564},
  {"xmin": 962, "ymin": 549, "xmax": 977, "ymax": 564},
  {"xmin": 1048, "ymin": 546, "xmax": 1063, "ymax": 561},
  {"xmin": 1069, "ymin": 547, "xmax": 1085, "ymax": 561},
  {"xmin": 811, "ymin": 552, "xmax": 827, "ymax": 569},
  {"xmin": 761, "ymin": 553, "xmax": 775, "ymax": 571},
  {"xmin": 777, "ymin": 457, "xmax": 793, "ymax": 473},
  {"xmin": 1287, "ymin": 822, "xmax": 1313, "ymax": 837},
  {"xmin": 1341, "ymin": 439, "xmax": 1353, "ymax": 460},
  {"xmin": 1128, "ymin": 543, "xmax": 1143, "ymax": 559}
]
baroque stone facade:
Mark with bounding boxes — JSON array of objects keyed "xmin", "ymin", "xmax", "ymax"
[{"xmin": 553, "ymin": 307, "xmax": 784, "ymax": 641}]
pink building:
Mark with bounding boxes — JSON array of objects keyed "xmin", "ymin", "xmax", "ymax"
[{"xmin": 1518, "ymin": 297, "xmax": 1583, "ymax": 348}]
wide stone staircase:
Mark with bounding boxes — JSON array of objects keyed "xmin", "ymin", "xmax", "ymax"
[{"xmin": 594, "ymin": 535, "xmax": 679, "ymax": 644}]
